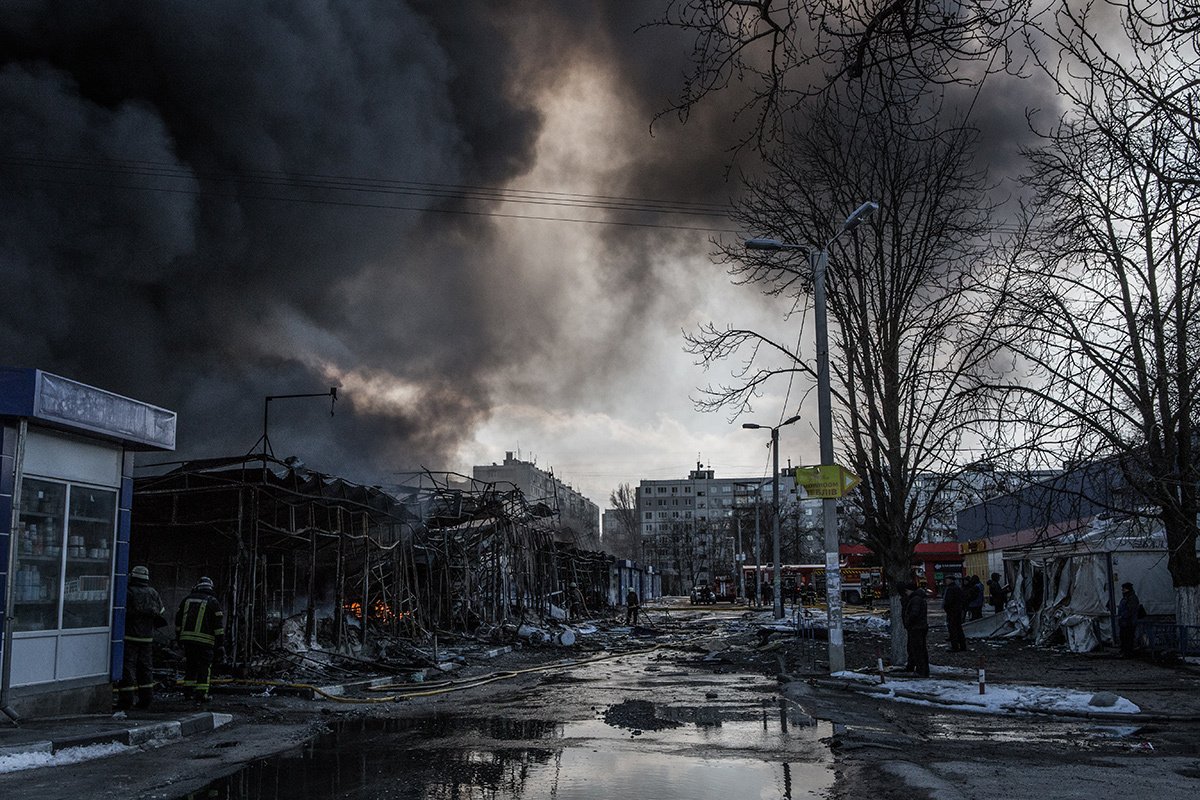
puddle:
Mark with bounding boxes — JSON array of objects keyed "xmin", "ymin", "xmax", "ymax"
[{"xmin": 183, "ymin": 704, "xmax": 833, "ymax": 799}]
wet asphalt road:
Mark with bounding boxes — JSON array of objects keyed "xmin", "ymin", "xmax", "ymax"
[{"xmin": 182, "ymin": 651, "xmax": 836, "ymax": 800}]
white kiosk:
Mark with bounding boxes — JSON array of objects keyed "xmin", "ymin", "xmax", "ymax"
[{"xmin": 0, "ymin": 369, "xmax": 175, "ymax": 717}]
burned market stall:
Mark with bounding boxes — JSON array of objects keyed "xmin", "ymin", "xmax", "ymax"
[
  {"xmin": 132, "ymin": 455, "xmax": 417, "ymax": 668},
  {"xmin": 132, "ymin": 459, "xmax": 618, "ymax": 674}
]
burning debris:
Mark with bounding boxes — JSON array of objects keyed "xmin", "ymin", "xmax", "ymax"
[{"xmin": 131, "ymin": 455, "xmax": 625, "ymax": 682}]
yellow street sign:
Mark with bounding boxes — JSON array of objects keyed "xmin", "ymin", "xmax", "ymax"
[{"xmin": 793, "ymin": 464, "xmax": 861, "ymax": 499}]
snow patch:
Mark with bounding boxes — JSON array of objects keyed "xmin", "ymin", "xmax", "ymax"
[
  {"xmin": 832, "ymin": 670, "xmax": 1141, "ymax": 715},
  {"xmin": 0, "ymin": 742, "xmax": 132, "ymax": 774}
]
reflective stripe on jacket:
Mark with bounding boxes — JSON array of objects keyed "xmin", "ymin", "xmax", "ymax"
[{"xmin": 176, "ymin": 589, "xmax": 225, "ymax": 647}]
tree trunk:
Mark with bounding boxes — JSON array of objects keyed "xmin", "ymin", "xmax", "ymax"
[
  {"xmin": 1163, "ymin": 511, "xmax": 1200, "ymax": 627},
  {"xmin": 1177, "ymin": 586, "xmax": 1200, "ymax": 629}
]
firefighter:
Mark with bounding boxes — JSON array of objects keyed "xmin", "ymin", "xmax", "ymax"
[
  {"xmin": 175, "ymin": 577, "xmax": 225, "ymax": 702},
  {"xmin": 625, "ymin": 586, "xmax": 640, "ymax": 626},
  {"xmin": 117, "ymin": 565, "xmax": 167, "ymax": 710}
]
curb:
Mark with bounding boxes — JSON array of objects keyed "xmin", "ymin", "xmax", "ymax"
[{"xmin": 0, "ymin": 712, "xmax": 232, "ymax": 758}]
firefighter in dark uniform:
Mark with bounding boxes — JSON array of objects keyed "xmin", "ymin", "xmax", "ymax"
[
  {"xmin": 117, "ymin": 565, "xmax": 167, "ymax": 710},
  {"xmin": 176, "ymin": 576, "xmax": 225, "ymax": 702}
]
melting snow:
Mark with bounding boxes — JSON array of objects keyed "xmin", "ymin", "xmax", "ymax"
[
  {"xmin": 0, "ymin": 741, "xmax": 132, "ymax": 774},
  {"xmin": 830, "ymin": 670, "xmax": 1141, "ymax": 715}
]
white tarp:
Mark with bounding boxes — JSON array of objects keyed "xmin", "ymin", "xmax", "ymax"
[{"xmin": 984, "ymin": 516, "xmax": 1178, "ymax": 652}]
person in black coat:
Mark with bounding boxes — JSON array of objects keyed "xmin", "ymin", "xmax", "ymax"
[
  {"xmin": 1117, "ymin": 582, "xmax": 1142, "ymax": 657},
  {"xmin": 902, "ymin": 582, "xmax": 930, "ymax": 677},
  {"xmin": 966, "ymin": 575, "xmax": 986, "ymax": 620},
  {"xmin": 624, "ymin": 587, "xmax": 640, "ymax": 626},
  {"xmin": 942, "ymin": 575, "xmax": 967, "ymax": 652},
  {"xmin": 987, "ymin": 573, "xmax": 1008, "ymax": 614}
]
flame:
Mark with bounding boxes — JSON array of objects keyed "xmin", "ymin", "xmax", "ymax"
[{"xmin": 343, "ymin": 600, "xmax": 408, "ymax": 623}]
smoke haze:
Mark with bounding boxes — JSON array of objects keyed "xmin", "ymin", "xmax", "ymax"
[{"xmin": 0, "ymin": 2, "xmax": 1049, "ymax": 500}]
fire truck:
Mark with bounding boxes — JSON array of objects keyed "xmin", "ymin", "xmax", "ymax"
[
  {"xmin": 741, "ymin": 543, "xmax": 963, "ymax": 604},
  {"xmin": 741, "ymin": 564, "xmax": 880, "ymax": 605}
]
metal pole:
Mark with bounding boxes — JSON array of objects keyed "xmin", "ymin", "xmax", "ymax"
[
  {"xmin": 736, "ymin": 516, "xmax": 744, "ymax": 602},
  {"xmin": 814, "ymin": 248, "xmax": 845, "ymax": 673},
  {"xmin": 772, "ymin": 427, "xmax": 783, "ymax": 619},
  {"xmin": 754, "ymin": 498, "xmax": 762, "ymax": 606}
]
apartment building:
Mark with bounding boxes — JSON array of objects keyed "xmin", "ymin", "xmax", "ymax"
[
  {"xmin": 473, "ymin": 452, "xmax": 600, "ymax": 549},
  {"xmin": 638, "ymin": 463, "xmax": 823, "ymax": 593}
]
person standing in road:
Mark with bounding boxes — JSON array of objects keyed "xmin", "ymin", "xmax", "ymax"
[
  {"xmin": 987, "ymin": 573, "xmax": 1008, "ymax": 614},
  {"xmin": 176, "ymin": 577, "xmax": 225, "ymax": 702},
  {"xmin": 569, "ymin": 582, "xmax": 588, "ymax": 619},
  {"xmin": 902, "ymin": 582, "xmax": 930, "ymax": 677},
  {"xmin": 625, "ymin": 586, "xmax": 640, "ymax": 626},
  {"xmin": 1117, "ymin": 581, "xmax": 1142, "ymax": 658},
  {"xmin": 966, "ymin": 575, "xmax": 985, "ymax": 620},
  {"xmin": 942, "ymin": 575, "xmax": 967, "ymax": 652},
  {"xmin": 117, "ymin": 565, "xmax": 167, "ymax": 710}
]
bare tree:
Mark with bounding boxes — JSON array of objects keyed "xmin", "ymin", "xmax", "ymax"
[
  {"xmin": 1003, "ymin": 0, "xmax": 1200, "ymax": 624},
  {"xmin": 606, "ymin": 482, "xmax": 643, "ymax": 562},
  {"xmin": 688, "ymin": 89, "xmax": 1006, "ymax": 661},
  {"xmin": 649, "ymin": 0, "xmax": 1027, "ymax": 153}
]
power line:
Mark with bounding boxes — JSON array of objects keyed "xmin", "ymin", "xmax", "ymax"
[{"xmin": 0, "ymin": 153, "xmax": 739, "ymax": 231}]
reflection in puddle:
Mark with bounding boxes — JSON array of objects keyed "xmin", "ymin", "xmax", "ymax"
[{"xmin": 181, "ymin": 705, "xmax": 833, "ymax": 800}]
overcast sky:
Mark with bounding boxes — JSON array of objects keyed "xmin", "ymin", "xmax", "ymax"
[{"xmin": 0, "ymin": 3, "xmax": 1043, "ymax": 506}]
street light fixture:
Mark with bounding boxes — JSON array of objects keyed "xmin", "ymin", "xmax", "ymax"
[
  {"xmin": 742, "ymin": 413, "xmax": 802, "ymax": 619},
  {"xmin": 744, "ymin": 201, "xmax": 878, "ymax": 672}
]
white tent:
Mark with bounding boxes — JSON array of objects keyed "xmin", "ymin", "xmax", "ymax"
[{"xmin": 966, "ymin": 515, "xmax": 1175, "ymax": 652}]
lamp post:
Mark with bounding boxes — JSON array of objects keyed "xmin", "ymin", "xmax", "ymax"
[
  {"xmin": 743, "ymin": 414, "xmax": 802, "ymax": 619},
  {"xmin": 745, "ymin": 200, "xmax": 878, "ymax": 672}
]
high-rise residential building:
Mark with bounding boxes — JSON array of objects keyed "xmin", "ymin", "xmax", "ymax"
[
  {"xmin": 638, "ymin": 463, "xmax": 823, "ymax": 594},
  {"xmin": 473, "ymin": 452, "xmax": 600, "ymax": 549}
]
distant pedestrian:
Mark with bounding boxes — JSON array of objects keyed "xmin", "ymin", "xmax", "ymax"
[
  {"xmin": 1117, "ymin": 581, "xmax": 1142, "ymax": 657},
  {"xmin": 966, "ymin": 575, "xmax": 985, "ymax": 620},
  {"xmin": 176, "ymin": 577, "xmax": 225, "ymax": 702},
  {"xmin": 942, "ymin": 575, "xmax": 967, "ymax": 652},
  {"xmin": 987, "ymin": 573, "xmax": 1008, "ymax": 614},
  {"xmin": 569, "ymin": 582, "xmax": 588, "ymax": 619},
  {"xmin": 902, "ymin": 582, "xmax": 929, "ymax": 677},
  {"xmin": 117, "ymin": 565, "xmax": 167, "ymax": 710},
  {"xmin": 625, "ymin": 587, "xmax": 640, "ymax": 626}
]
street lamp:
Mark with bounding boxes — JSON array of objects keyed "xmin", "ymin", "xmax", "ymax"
[
  {"xmin": 743, "ymin": 413, "xmax": 802, "ymax": 619},
  {"xmin": 745, "ymin": 200, "xmax": 878, "ymax": 672}
]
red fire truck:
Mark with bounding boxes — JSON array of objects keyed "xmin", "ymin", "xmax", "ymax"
[{"xmin": 741, "ymin": 543, "xmax": 963, "ymax": 603}]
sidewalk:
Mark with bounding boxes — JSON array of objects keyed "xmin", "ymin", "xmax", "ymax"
[{"xmin": 0, "ymin": 709, "xmax": 231, "ymax": 760}]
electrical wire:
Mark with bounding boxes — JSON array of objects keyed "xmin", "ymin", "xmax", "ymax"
[{"xmin": 0, "ymin": 153, "xmax": 742, "ymax": 234}]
